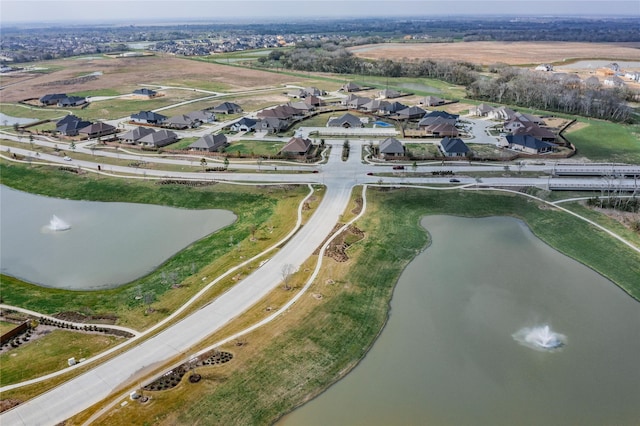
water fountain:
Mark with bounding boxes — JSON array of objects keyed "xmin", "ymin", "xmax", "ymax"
[
  {"xmin": 48, "ymin": 215, "xmax": 71, "ymax": 231},
  {"xmin": 513, "ymin": 325, "xmax": 566, "ymax": 351}
]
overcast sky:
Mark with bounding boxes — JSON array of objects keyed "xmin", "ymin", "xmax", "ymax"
[{"xmin": 2, "ymin": 0, "xmax": 638, "ymax": 24}]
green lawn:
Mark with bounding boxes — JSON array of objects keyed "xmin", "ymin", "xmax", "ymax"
[
  {"xmin": 227, "ymin": 140, "xmax": 285, "ymax": 157},
  {"xmin": 0, "ymin": 330, "xmax": 124, "ymax": 386},
  {"xmin": 0, "ymin": 104, "xmax": 68, "ymax": 122},
  {"xmin": 564, "ymin": 120, "xmax": 640, "ymax": 164},
  {"xmin": 0, "ymin": 320, "xmax": 18, "ymax": 335}
]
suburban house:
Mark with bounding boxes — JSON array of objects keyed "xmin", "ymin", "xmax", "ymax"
[
  {"xmin": 395, "ymin": 106, "xmax": 426, "ymax": 120},
  {"xmin": 380, "ymin": 101, "xmax": 409, "ymax": 115},
  {"xmin": 439, "ymin": 137, "xmax": 470, "ymax": 157},
  {"xmin": 186, "ymin": 110, "xmax": 216, "ymax": 123},
  {"xmin": 212, "ymin": 102, "xmax": 242, "ymax": 115},
  {"xmin": 472, "ymin": 103, "xmax": 495, "ymax": 117},
  {"xmin": 118, "ymin": 127, "xmax": 155, "ymax": 144},
  {"xmin": 420, "ymin": 121, "xmax": 459, "ymax": 138},
  {"xmin": 378, "ymin": 88, "xmax": 401, "ymax": 99},
  {"xmin": 137, "ymin": 129, "xmax": 178, "ymax": 148},
  {"xmin": 340, "ymin": 82, "xmax": 361, "ymax": 92},
  {"xmin": 327, "ymin": 113, "xmax": 364, "ymax": 128},
  {"xmin": 57, "ymin": 96, "xmax": 87, "ymax": 107},
  {"xmin": 130, "ymin": 111, "xmax": 167, "ymax": 125},
  {"xmin": 39, "ymin": 93, "xmax": 67, "ymax": 106},
  {"xmin": 132, "ymin": 88, "xmax": 158, "ymax": 98},
  {"xmin": 418, "ymin": 111, "xmax": 459, "ymax": 127},
  {"xmin": 281, "ymin": 137, "xmax": 312, "ymax": 156},
  {"xmin": 287, "ymin": 87, "xmax": 324, "ymax": 98},
  {"xmin": 257, "ymin": 117, "xmax": 289, "ymax": 133},
  {"xmin": 55, "ymin": 115, "xmax": 91, "ymax": 136},
  {"xmin": 512, "ymin": 124, "xmax": 557, "ymax": 143},
  {"xmin": 503, "ymin": 134, "xmax": 556, "ymax": 154},
  {"xmin": 362, "ymin": 99, "xmax": 390, "ymax": 113},
  {"xmin": 78, "ymin": 122, "xmax": 117, "ymax": 139},
  {"xmin": 257, "ymin": 104, "xmax": 302, "ymax": 121},
  {"xmin": 304, "ymin": 95, "xmax": 325, "ymax": 107},
  {"xmin": 379, "ymin": 137, "xmax": 405, "ymax": 159},
  {"xmin": 346, "ymin": 96, "xmax": 371, "ymax": 110},
  {"xmin": 188, "ymin": 134, "xmax": 227, "ymax": 152},
  {"xmin": 229, "ymin": 117, "xmax": 257, "ymax": 132},
  {"xmin": 165, "ymin": 114, "xmax": 202, "ymax": 130},
  {"xmin": 420, "ymin": 96, "xmax": 445, "ymax": 106},
  {"xmin": 288, "ymin": 100, "xmax": 315, "ymax": 113},
  {"xmin": 488, "ymin": 106, "xmax": 516, "ymax": 121}
]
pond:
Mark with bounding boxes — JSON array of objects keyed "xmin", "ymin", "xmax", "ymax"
[
  {"xmin": 281, "ymin": 216, "xmax": 640, "ymax": 425},
  {"xmin": 0, "ymin": 186, "xmax": 236, "ymax": 290}
]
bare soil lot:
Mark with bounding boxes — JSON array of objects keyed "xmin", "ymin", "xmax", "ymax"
[
  {"xmin": 0, "ymin": 56, "xmax": 299, "ymax": 103},
  {"xmin": 349, "ymin": 41, "xmax": 640, "ymax": 66}
]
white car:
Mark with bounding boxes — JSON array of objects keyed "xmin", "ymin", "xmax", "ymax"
[{"xmin": 63, "ymin": 156, "xmax": 72, "ymax": 161}]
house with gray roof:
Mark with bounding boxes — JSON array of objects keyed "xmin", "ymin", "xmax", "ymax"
[
  {"xmin": 472, "ymin": 103, "xmax": 494, "ymax": 117},
  {"xmin": 395, "ymin": 106, "xmax": 426, "ymax": 120},
  {"xmin": 257, "ymin": 117, "xmax": 289, "ymax": 134},
  {"xmin": 57, "ymin": 96, "xmax": 87, "ymax": 107},
  {"xmin": 420, "ymin": 96, "xmax": 445, "ymax": 107},
  {"xmin": 418, "ymin": 111, "xmax": 459, "ymax": 127},
  {"xmin": 362, "ymin": 99, "xmax": 390, "ymax": 113},
  {"xmin": 118, "ymin": 126, "xmax": 155, "ymax": 144},
  {"xmin": 186, "ymin": 110, "xmax": 216, "ymax": 123},
  {"xmin": 327, "ymin": 113, "xmax": 363, "ymax": 128},
  {"xmin": 40, "ymin": 93, "xmax": 67, "ymax": 106},
  {"xmin": 504, "ymin": 134, "xmax": 556, "ymax": 154},
  {"xmin": 212, "ymin": 102, "xmax": 242, "ymax": 114},
  {"xmin": 166, "ymin": 114, "xmax": 201, "ymax": 130},
  {"xmin": 378, "ymin": 137, "xmax": 405, "ymax": 159},
  {"xmin": 78, "ymin": 122, "xmax": 117, "ymax": 139},
  {"xmin": 131, "ymin": 111, "xmax": 167, "ymax": 125},
  {"xmin": 188, "ymin": 134, "xmax": 227, "ymax": 152},
  {"xmin": 132, "ymin": 88, "xmax": 157, "ymax": 98},
  {"xmin": 281, "ymin": 137, "xmax": 312, "ymax": 156},
  {"xmin": 229, "ymin": 117, "xmax": 257, "ymax": 132},
  {"xmin": 380, "ymin": 101, "xmax": 408, "ymax": 115},
  {"xmin": 378, "ymin": 89, "xmax": 401, "ymax": 99},
  {"xmin": 439, "ymin": 137, "xmax": 470, "ymax": 157},
  {"xmin": 137, "ymin": 129, "xmax": 178, "ymax": 148},
  {"xmin": 56, "ymin": 115, "xmax": 91, "ymax": 136},
  {"xmin": 340, "ymin": 82, "xmax": 361, "ymax": 92},
  {"xmin": 488, "ymin": 106, "xmax": 516, "ymax": 121}
]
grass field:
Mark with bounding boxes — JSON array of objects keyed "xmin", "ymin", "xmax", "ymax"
[
  {"xmin": 564, "ymin": 119, "xmax": 640, "ymax": 164},
  {"xmin": 227, "ymin": 140, "xmax": 285, "ymax": 157},
  {"xmin": 0, "ymin": 330, "xmax": 124, "ymax": 387}
]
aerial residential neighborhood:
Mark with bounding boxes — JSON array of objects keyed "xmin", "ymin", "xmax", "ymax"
[{"xmin": 1, "ymin": 5, "xmax": 639, "ymax": 426}]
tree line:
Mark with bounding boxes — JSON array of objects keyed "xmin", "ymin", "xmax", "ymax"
[{"xmin": 258, "ymin": 47, "xmax": 636, "ymax": 123}]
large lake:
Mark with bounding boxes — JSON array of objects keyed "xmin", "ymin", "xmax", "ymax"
[
  {"xmin": 0, "ymin": 186, "xmax": 236, "ymax": 290},
  {"xmin": 281, "ymin": 216, "xmax": 640, "ymax": 425}
]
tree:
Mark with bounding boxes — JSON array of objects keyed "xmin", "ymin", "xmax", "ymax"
[
  {"xmin": 412, "ymin": 161, "xmax": 418, "ymax": 174},
  {"xmin": 281, "ymin": 263, "xmax": 295, "ymax": 290},
  {"xmin": 200, "ymin": 157, "xmax": 207, "ymax": 171},
  {"xmin": 69, "ymin": 141, "xmax": 76, "ymax": 151},
  {"xmin": 257, "ymin": 157, "xmax": 263, "ymax": 171},
  {"xmin": 223, "ymin": 157, "xmax": 229, "ymax": 170},
  {"xmin": 143, "ymin": 292, "xmax": 155, "ymax": 314}
]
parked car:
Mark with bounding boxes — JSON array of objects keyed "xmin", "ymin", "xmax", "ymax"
[
  {"xmin": 449, "ymin": 178, "xmax": 460, "ymax": 183},
  {"xmin": 63, "ymin": 156, "xmax": 72, "ymax": 161},
  {"xmin": 367, "ymin": 172, "xmax": 374, "ymax": 176},
  {"xmin": 392, "ymin": 165, "xmax": 405, "ymax": 170}
]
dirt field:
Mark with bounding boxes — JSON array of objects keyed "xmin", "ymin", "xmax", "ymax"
[
  {"xmin": 0, "ymin": 56, "xmax": 301, "ymax": 103},
  {"xmin": 349, "ymin": 41, "xmax": 640, "ymax": 66}
]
